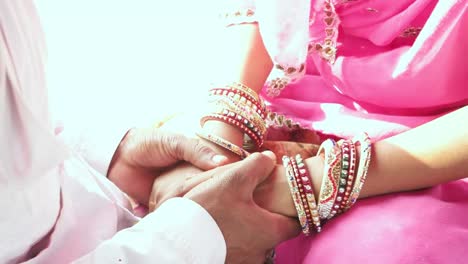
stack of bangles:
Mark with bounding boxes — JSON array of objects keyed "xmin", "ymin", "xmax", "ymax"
[
  {"xmin": 198, "ymin": 82, "xmax": 268, "ymax": 159},
  {"xmin": 282, "ymin": 133, "xmax": 372, "ymax": 235}
]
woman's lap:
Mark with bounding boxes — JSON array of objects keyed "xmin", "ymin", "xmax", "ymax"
[{"xmin": 276, "ymin": 179, "xmax": 468, "ymax": 263}]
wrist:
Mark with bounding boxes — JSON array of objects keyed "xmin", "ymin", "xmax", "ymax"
[
  {"xmin": 107, "ymin": 128, "xmax": 134, "ymax": 180},
  {"xmin": 305, "ymin": 155, "xmax": 325, "ymax": 198},
  {"xmin": 255, "ymin": 155, "xmax": 325, "ymax": 218}
]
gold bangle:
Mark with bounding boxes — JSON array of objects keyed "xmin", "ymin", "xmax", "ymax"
[
  {"xmin": 196, "ymin": 131, "xmax": 250, "ymax": 159},
  {"xmin": 282, "ymin": 156, "xmax": 309, "ymax": 234},
  {"xmin": 316, "ymin": 139, "xmax": 342, "ymax": 220},
  {"xmin": 343, "ymin": 133, "xmax": 372, "ymax": 211}
]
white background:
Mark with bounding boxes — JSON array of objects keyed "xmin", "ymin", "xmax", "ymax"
[{"xmin": 36, "ymin": 0, "xmax": 221, "ymax": 127}]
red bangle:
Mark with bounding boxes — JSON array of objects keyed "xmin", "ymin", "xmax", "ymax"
[
  {"xmin": 219, "ymin": 109, "xmax": 263, "ymax": 140},
  {"xmin": 328, "ymin": 140, "xmax": 351, "ymax": 219},
  {"xmin": 296, "ymin": 155, "xmax": 322, "ymax": 233},
  {"xmin": 207, "ymin": 96, "xmax": 267, "ymax": 135},
  {"xmin": 202, "ymin": 109, "xmax": 263, "ymax": 144},
  {"xmin": 209, "ymin": 88, "xmax": 266, "ymax": 119},
  {"xmin": 201, "ymin": 114, "xmax": 263, "ymax": 148},
  {"xmin": 339, "ymin": 140, "xmax": 357, "ymax": 212},
  {"xmin": 291, "ymin": 157, "xmax": 313, "ymax": 235}
]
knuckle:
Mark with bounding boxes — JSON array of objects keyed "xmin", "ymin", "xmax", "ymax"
[
  {"xmin": 225, "ymin": 166, "xmax": 249, "ymax": 187},
  {"xmin": 249, "ymin": 152, "xmax": 270, "ymax": 164},
  {"xmin": 192, "ymin": 139, "xmax": 213, "ymax": 156},
  {"xmin": 163, "ymin": 132, "xmax": 184, "ymax": 157}
]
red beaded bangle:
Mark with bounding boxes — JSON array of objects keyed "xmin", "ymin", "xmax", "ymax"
[
  {"xmin": 327, "ymin": 140, "xmax": 351, "ymax": 220},
  {"xmin": 207, "ymin": 96, "xmax": 267, "ymax": 135},
  {"xmin": 201, "ymin": 114, "xmax": 263, "ymax": 148},
  {"xmin": 339, "ymin": 140, "xmax": 357, "ymax": 213},
  {"xmin": 209, "ymin": 88, "xmax": 266, "ymax": 118},
  {"xmin": 295, "ymin": 154, "xmax": 322, "ymax": 232},
  {"xmin": 343, "ymin": 133, "xmax": 372, "ymax": 211},
  {"xmin": 218, "ymin": 109, "xmax": 263, "ymax": 140},
  {"xmin": 290, "ymin": 157, "xmax": 313, "ymax": 235},
  {"xmin": 283, "ymin": 156, "xmax": 309, "ymax": 234}
]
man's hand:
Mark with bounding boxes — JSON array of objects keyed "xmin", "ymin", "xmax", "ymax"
[
  {"xmin": 184, "ymin": 152, "xmax": 300, "ymax": 264},
  {"xmin": 107, "ymin": 127, "xmax": 227, "ymax": 205}
]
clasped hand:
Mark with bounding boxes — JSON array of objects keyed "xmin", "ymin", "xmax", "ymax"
[{"xmin": 107, "ymin": 123, "xmax": 300, "ymax": 263}]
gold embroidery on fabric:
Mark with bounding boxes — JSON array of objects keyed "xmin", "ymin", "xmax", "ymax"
[
  {"xmin": 221, "ymin": 8, "xmax": 256, "ymax": 26},
  {"xmin": 266, "ymin": 111, "xmax": 302, "ymax": 130},
  {"xmin": 266, "ymin": 63, "xmax": 305, "ymax": 97},
  {"xmin": 308, "ymin": 0, "xmax": 339, "ymax": 64},
  {"xmin": 400, "ymin": 27, "xmax": 422, "ymax": 38}
]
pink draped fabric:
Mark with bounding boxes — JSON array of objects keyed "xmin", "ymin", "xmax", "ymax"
[{"xmin": 260, "ymin": 0, "xmax": 468, "ymax": 263}]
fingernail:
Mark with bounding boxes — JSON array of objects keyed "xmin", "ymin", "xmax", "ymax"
[
  {"xmin": 261, "ymin": 151, "xmax": 276, "ymax": 162},
  {"xmin": 212, "ymin": 154, "xmax": 228, "ymax": 164}
]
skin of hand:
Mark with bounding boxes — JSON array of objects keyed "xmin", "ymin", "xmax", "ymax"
[
  {"xmin": 184, "ymin": 152, "xmax": 300, "ymax": 264},
  {"xmin": 147, "ymin": 114, "xmax": 321, "ymax": 213},
  {"xmin": 260, "ymin": 141, "xmax": 319, "ymax": 164},
  {"xmin": 107, "ymin": 127, "xmax": 229, "ymax": 206},
  {"xmin": 254, "ymin": 156, "xmax": 324, "ymax": 217}
]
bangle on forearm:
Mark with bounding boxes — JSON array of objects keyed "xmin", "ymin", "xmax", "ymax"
[
  {"xmin": 196, "ymin": 130, "xmax": 250, "ymax": 159},
  {"xmin": 327, "ymin": 140, "xmax": 352, "ymax": 219},
  {"xmin": 201, "ymin": 82, "xmax": 267, "ymax": 148},
  {"xmin": 316, "ymin": 139, "xmax": 342, "ymax": 220},
  {"xmin": 295, "ymin": 154, "xmax": 322, "ymax": 233},
  {"xmin": 283, "ymin": 154, "xmax": 322, "ymax": 235},
  {"xmin": 343, "ymin": 133, "xmax": 372, "ymax": 211},
  {"xmin": 206, "ymin": 97, "xmax": 266, "ymax": 136},
  {"xmin": 201, "ymin": 113, "xmax": 263, "ymax": 148},
  {"xmin": 283, "ymin": 156, "xmax": 309, "ymax": 234},
  {"xmin": 339, "ymin": 139, "xmax": 357, "ymax": 213},
  {"xmin": 285, "ymin": 133, "xmax": 372, "ymax": 233},
  {"xmin": 209, "ymin": 87, "xmax": 266, "ymax": 119}
]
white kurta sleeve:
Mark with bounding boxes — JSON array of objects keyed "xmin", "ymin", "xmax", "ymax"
[
  {"xmin": 55, "ymin": 118, "xmax": 131, "ymax": 177},
  {"xmin": 73, "ymin": 198, "xmax": 226, "ymax": 264}
]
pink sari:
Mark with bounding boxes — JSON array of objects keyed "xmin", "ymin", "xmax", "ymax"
[{"xmin": 223, "ymin": 0, "xmax": 468, "ymax": 262}]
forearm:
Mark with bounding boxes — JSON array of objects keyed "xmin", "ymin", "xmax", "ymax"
[
  {"xmin": 257, "ymin": 106, "xmax": 468, "ymax": 216},
  {"xmin": 203, "ymin": 23, "xmax": 272, "ymax": 147},
  {"xmin": 360, "ymin": 106, "xmax": 468, "ymax": 197}
]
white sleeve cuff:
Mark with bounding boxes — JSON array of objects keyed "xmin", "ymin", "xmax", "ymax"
[
  {"xmin": 74, "ymin": 197, "xmax": 226, "ymax": 264},
  {"xmin": 59, "ymin": 120, "xmax": 131, "ymax": 176},
  {"xmin": 143, "ymin": 197, "xmax": 227, "ymax": 263},
  {"xmin": 80, "ymin": 124, "xmax": 130, "ymax": 176}
]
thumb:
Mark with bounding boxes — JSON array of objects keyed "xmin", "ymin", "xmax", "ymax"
[
  {"xmin": 137, "ymin": 129, "xmax": 228, "ymax": 169},
  {"xmin": 227, "ymin": 151, "xmax": 277, "ymax": 195},
  {"xmin": 173, "ymin": 136, "xmax": 229, "ymax": 170}
]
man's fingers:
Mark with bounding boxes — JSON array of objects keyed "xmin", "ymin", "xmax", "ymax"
[
  {"xmin": 225, "ymin": 152, "xmax": 277, "ymax": 195},
  {"xmin": 136, "ymin": 129, "xmax": 227, "ymax": 168},
  {"xmin": 261, "ymin": 210, "xmax": 301, "ymax": 247},
  {"xmin": 178, "ymin": 137, "xmax": 228, "ymax": 169}
]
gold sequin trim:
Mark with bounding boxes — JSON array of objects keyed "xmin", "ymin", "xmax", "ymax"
[
  {"xmin": 266, "ymin": 111, "xmax": 302, "ymax": 130},
  {"xmin": 221, "ymin": 8, "xmax": 256, "ymax": 26},
  {"xmin": 400, "ymin": 27, "xmax": 422, "ymax": 38},
  {"xmin": 308, "ymin": 0, "xmax": 339, "ymax": 64},
  {"xmin": 266, "ymin": 63, "xmax": 305, "ymax": 97}
]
